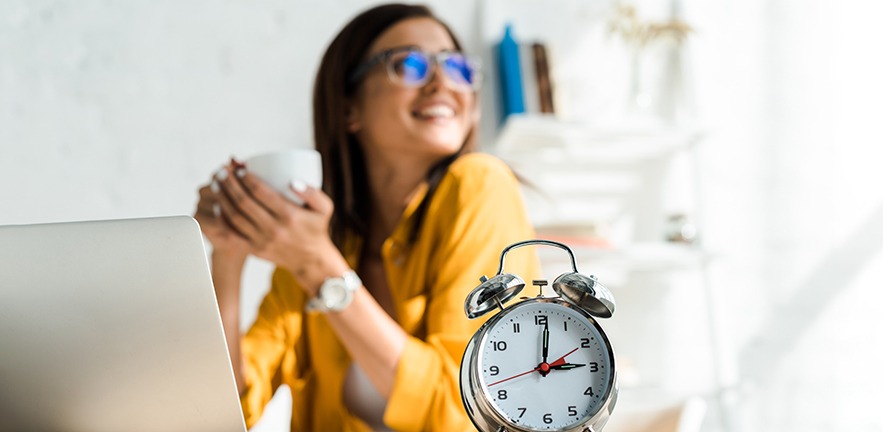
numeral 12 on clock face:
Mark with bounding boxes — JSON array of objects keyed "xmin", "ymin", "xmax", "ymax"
[{"xmin": 478, "ymin": 301, "xmax": 612, "ymax": 429}]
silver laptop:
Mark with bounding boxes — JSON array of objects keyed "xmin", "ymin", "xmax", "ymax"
[{"xmin": 0, "ymin": 216, "xmax": 246, "ymax": 432}]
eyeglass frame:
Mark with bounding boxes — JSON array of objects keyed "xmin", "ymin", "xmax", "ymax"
[{"xmin": 346, "ymin": 45, "xmax": 482, "ymax": 92}]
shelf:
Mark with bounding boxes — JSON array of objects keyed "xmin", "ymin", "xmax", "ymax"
[
  {"xmin": 494, "ymin": 115, "xmax": 704, "ymax": 164},
  {"xmin": 494, "ymin": 115, "xmax": 708, "ymax": 263}
]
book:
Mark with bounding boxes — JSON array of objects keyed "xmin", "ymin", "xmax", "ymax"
[
  {"xmin": 532, "ymin": 42, "xmax": 555, "ymax": 114},
  {"xmin": 511, "ymin": 41, "xmax": 556, "ymax": 116},
  {"xmin": 520, "ymin": 43, "xmax": 539, "ymax": 114}
]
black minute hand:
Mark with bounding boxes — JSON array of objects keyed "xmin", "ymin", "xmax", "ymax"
[{"xmin": 542, "ymin": 322, "xmax": 549, "ymax": 364}]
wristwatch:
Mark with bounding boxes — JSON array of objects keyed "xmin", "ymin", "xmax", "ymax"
[{"xmin": 306, "ymin": 270, "xmax": 362, "ymax": 312}]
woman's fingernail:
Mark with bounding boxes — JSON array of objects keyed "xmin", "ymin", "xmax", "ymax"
[
  {"xmin": 212, "ymin": 203, "xmax": 221, "ymax": 218},
  {"xmin": 215, "ymin": 169, "xmax": 228, "ymax": 181},
  {"xmin": 235, "ymin": 167, "xmax": 246, "ymax": 179},
  {"xmin": 290, "ymin": 179, "xmax": 307, "ymax": 193},
  {"xmin": 210, "ymin": 180, "xmax": 220, "ymax": 193}
]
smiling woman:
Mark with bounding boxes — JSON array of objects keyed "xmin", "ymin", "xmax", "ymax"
[{"xmin": 191, "ymin": 3, "xmax": 539, "ymax": 431}]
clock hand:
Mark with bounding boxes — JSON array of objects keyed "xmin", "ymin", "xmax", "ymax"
[
  {"xmin": 549, "ymin": 362, "xmax": 586, "ymax": 371},
  {"xmin": 488, "ymin": 366, "xmax": 540, "ymax": 387},
  {"xmin": 538, "ymin": 321, "xmax": 551, "ymax": 377},
  {"xmin": 487, "ymin": 344, "xmax": 585, "ymax": 387},
  {"xmin": 491, "ymin": 349, "xmax": 584, "ymax": 386}
]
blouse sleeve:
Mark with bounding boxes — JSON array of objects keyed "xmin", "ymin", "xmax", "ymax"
[
  {"xmin": 239, "ymin": 268, "xmax": 308, "ymax": 428},
  {"xmin": 384, "ymin": 154, "xmax": 541, "ymax": 431}
]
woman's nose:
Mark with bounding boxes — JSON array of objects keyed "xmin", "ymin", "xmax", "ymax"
[{"xmin": 421, "ymin": 60, "xmax": 450, "ymax": 93}]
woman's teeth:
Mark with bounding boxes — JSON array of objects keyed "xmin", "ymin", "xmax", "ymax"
[{"xmin": 415, "ymin": 105, "xmax": 455, "ymax": 119}]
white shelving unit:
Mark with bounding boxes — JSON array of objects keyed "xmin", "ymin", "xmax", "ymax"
[
  {"xmin": 497, "ymin": 115, "xmax": 703, "ymax": 161},
  {"xmin": 495, "ymin": 114, "xmax": 705, "ymax": 245},
  {"xmin": 493, "ymin": 114, "xmax": 724, "ymax": 432}
]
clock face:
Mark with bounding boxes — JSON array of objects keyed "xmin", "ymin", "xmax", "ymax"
[{"xmin": 476, "ymin": 299, "xmax": 613, "ymax": 430}]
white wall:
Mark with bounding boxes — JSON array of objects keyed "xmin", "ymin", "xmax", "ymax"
[
  {"xmin": 3, "ymin": 1, "xmax": 883, "ymax": 431},
  {"xmin": 689, "ymin": 0, "xmax": 883, "ymax": 430}
]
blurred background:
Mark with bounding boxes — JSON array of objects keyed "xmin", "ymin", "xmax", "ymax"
[{"xmin": 2, "ymin": 0, "xmax": 882, "ymax": 431}]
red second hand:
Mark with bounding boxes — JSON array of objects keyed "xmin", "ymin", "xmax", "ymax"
[
  {"xmin": 488, "ymin": 346, "xmax": 580, "ymax": 387},
  {"xmin": 488, "ymin": 366, "xmax": 540, "ymax": 387}
]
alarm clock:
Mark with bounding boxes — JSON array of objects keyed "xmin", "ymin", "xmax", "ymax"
[{"xmin": 460, "ymin": 240, "xmax": 618, "ymax": 432}]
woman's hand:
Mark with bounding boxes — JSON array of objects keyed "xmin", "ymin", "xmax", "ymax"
[
  {"xmin": 211, "ymin": 160, "xmax": 348, "ymax": 294},
  {"xmin": 194, "ymin": 165, "xmax": 255, "ymax": 263}
]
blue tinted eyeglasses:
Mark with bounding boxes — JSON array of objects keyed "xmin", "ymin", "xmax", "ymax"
[{"xmin": 348, "ymin": 46, "xmax": 482, "ymax": 92}]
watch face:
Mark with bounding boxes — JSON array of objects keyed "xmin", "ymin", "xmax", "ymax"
[
  {"xmin": 321, "ymin": 280, "xmax": 348, "ymax": 307},
  {"xmin": 477, "ymin": 299, "xmax": 613, "ymax": 430}
]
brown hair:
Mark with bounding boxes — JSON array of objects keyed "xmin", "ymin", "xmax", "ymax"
[{"xmin": 313, "ymin": 3, "xmax": 477, "ymax": 249}]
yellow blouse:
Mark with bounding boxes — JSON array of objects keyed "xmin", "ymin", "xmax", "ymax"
[{"xmin": 240, "ymin": 153, "xmax": 541, "ymax": 431}]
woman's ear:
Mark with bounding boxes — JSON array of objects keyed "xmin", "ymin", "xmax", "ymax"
[{"xmin": 346, "ymin": 101, "xmax": 362, "ymax": 133}]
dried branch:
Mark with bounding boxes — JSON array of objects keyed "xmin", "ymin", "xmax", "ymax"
[{"xmin": 608, "ymin": 4, "xmax": 693, "ymax": 47}]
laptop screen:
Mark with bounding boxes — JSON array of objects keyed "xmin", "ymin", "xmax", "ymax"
[{"xmin": 0, "ymin": 216, "xmax": 246, "ymax": 432}]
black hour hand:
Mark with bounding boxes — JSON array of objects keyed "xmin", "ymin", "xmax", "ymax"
[{"xmin": 549, "ymin": 362, "xmax": 586, "ymax": 371}]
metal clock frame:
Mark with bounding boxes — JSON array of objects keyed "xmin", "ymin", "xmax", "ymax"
[
  {"xmin": 460, "ymin": 296, "xmax": 618, "ymax": 432},
  {"xmin": 459, "ymin": 239, "xmax": 619, "ymax": 432}
]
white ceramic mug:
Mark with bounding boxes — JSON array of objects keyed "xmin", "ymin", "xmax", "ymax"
[{"xmin": 244, "ymin": 148, "xmax": 323, "ymax": 205}]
